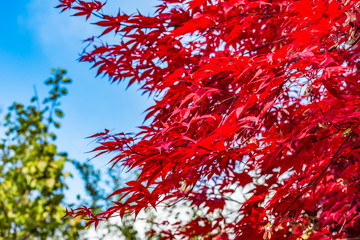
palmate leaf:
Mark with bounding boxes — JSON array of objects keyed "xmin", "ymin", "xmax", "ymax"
[{"xmin": 57, "ymin": 0, "xmax": 360, "ymax": 239}]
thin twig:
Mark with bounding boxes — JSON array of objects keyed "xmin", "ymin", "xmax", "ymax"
[{"xmin": 279, "ymin": 128, "xmax": 356, "ymax": 219}]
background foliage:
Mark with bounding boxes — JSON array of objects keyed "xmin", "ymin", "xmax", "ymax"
[
  {"xmin": 0, "ymin": 69, "xmax": 81, "ymax": 239},
  {"xmin": 0, "ymin": 68, "xmax": 139, "ymax": 240}
]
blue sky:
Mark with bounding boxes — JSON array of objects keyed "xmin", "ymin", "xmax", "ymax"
[{"xmin": 0, "ymin": 0, "xmax": 156, "ymax": 202}]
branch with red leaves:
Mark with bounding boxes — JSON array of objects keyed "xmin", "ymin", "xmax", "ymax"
[{"xmin": 58, "ymin": 0, "xmax": 360, "ymax": 239}]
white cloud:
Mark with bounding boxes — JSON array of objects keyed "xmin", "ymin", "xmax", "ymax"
[
  {"xmin": 25, "ymin": 0, "xmax": 157, "ymax": 60},
  {"xmin": 26, "ymin": 0, "xmax": 100, "ymax": 60}
]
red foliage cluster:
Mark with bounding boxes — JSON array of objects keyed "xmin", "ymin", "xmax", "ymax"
[{"xmin": 58, "ymin": 0, "xmax": 360, "ymax": 239}]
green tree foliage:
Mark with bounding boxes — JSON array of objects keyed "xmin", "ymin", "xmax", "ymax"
[
  {"xmin": 0, "ymin": 68, "xmax": 81, "ymax": 239},
  {"xmin": 0, "ymin": 68, "xmax": 139, "ymax": 240}
]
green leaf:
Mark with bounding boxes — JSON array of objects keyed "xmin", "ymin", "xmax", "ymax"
[
  {"xmin": 61, "ymin": 88, "xmax": 68, "ymax": 95},
  {"xmin": 62, "ymin": 77, "xmax": 72, "ymax": 84},
  {"xmin": 46, "ymin": 178, "xmax": 56, "ymax": 188},
  {"xmin": 31, "ymin": 96, "xmax": 38, "ymax": 103},
  {"xmin": 49, "ymin": 133, "xmax": 57, "ymax": 140},
  {"xmin": 55, "ymin": 109, "xmax": 64, "ymax": 118},
  {"xmin": 45, "ymin": 79, "xmax": 53, "ymax": 85},
  {"xmin": 54, "ymin": 122, "xmax": 61, "ymax": 128}
]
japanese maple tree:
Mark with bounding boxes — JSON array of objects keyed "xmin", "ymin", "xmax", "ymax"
[{"xmin": 58, "ymin": 0, "xmax": 360, "ymax": 239}]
